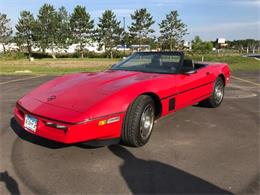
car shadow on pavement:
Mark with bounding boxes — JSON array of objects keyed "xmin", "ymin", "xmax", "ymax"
[
  {"xmin": 108, "ymin": 145, "xmax": 233, "ymax": 195},
  {"xmin": 10, "ymin": 118, "xmax": 69, "ymax": 149},
  {"xmin": 0, "ymin": 171, "xmax": 21, "ymax": 195}
]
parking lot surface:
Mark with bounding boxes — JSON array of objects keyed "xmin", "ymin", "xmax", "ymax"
[{"xmin": 0, "ymin": 72, "xmax": 259, "ymax": 194}]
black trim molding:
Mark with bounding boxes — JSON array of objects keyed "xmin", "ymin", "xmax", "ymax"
[
  {"xmin": 161, "ymin": 81, "xmax": 214, "ymax": 100},
  {"xmin": 169, "ymin": 98, "xmax": 175, "ymax": 111}
]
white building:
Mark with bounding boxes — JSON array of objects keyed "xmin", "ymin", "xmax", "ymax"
[
  {"xmin": 216, "ymin": 38, "xmax": 228, "ymax": 47},
  {"xmin": 216, "ymin": 38, "xmax": 226, "ymax": 44},
  {"xmin": 0, "ymin": 42, "xmax": 104, "ymax": 53},
  {"xmin": 183, "ymin": 41, "xmax": 192, "ymax": 50},
  {"xmin": 0, "ymin": 43, "xmax": 19, "ymax": 53}
]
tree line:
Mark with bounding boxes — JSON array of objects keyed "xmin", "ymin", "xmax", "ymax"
[
  {"xmin": 0, "ymin": 4, "xmax": 188, "ymax": 58},
  {"xmin": 0, "ymin": 4, "xmax": 259, "ymax": 59},
  {"xmin": 191, "ymin": 37, "xmax": 260, "ymax": 54}
]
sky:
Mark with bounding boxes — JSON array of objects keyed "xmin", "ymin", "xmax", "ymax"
[{"xmin": 0, "ymin": 0, "xmax": 259, "ymax": 41}]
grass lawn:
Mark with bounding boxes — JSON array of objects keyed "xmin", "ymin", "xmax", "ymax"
[
  {"xmin": 0, "ymin": 54, "xmax": 259, "ymax": 75},
  {"xmin": 0, "ymin": 58, "xmax": 119, "ymax": 75},
  {"xmin": 188, "ymin": 54, "xmax": 260, "ymax": 71}
]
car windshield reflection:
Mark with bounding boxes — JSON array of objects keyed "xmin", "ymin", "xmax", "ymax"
[{"xmin": 112, "ymin": 52, "xmax": 183, "ymax": 74}]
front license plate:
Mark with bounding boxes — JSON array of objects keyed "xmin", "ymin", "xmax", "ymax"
[{"xmin": 24, "ymin": 114, "xmax": 38, "ymax": 132}]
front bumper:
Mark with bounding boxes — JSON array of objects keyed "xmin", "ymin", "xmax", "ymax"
[{"xmin": 14, "ymin": 104, "xmax": 124, "ymax": 144}]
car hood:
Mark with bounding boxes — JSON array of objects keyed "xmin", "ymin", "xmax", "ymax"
[{"xmin": 26, "ymin": 70, "xmax": 162, "ymax": 113}]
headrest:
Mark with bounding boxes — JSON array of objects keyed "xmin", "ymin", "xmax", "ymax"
[
  {"xmin": 183, "ymin": 59, "xmax": 194, "ymax": 70},
  {"xmin": 151, "ymin": 56, "xmax": 162, "ymax": 67}
]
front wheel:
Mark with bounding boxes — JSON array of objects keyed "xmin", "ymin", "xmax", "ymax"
[
  {"xmin": 199, "ymin": 77, "xmax": 225, "ymax": 108},
  {"xmin": 121, "ymin": 95, "xmax": 155, "ymax": 147}
]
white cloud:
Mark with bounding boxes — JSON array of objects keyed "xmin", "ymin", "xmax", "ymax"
[
  {"xmin": 235, "ymin": 0, "xmax": 260, "ymax": 6},
  {"xmin": 191, "ymin": 21, "xmax": 260, "ymax": 33},
  {"xmin": 187, "ymin": 21, "xmax": 260, "ymax": 40}
]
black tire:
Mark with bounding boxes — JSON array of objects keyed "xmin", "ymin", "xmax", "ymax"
[
  {"xmin": 121, "ymin": 95, "xmax": 155, "ymax": 147},
  {"xmin": 199, "ymin": 77, "xmax": 225, "ymax": 108}
]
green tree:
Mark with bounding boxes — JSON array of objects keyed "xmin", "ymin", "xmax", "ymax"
[
  {"xmin": 96, "ymin": 10, "xmax": 123, "ymax": 58},
  {"xmin": 15, "ymin": 10, "xmax": 35, "ymax": 58},
  {"xmin": 204, "ymin": 41, "xmax": 213, "ymax": 52},
  {"xmin": 56, "ymin": 6, "xmax": 71, "ymax": 50},
  {"xmin": 70, "ymin": 5, "xmax": 94, "ymax": 58},
  {"xmin": 192, "ymin": 36, "xmax": 213, "ymax": 53},
  {"xmin": 13, "ymin": 36, "xmax": 23, "ymax": 52},
  {"xmin": 120, "ymin": 31, "xmax": 134, "ymax": 49},
  {"xmin": 159, "ymin": 10, "xmax": 188, "ymax": 51},
  {"xmin": 35, "ymin": 4, "xmax": 59, "ymax": 58},
  {"xmin": 129, "ymin": 8, "xmax": 155, "ymax": 50},
  {"xmin": 147, "ymin": 36, "xmax": 158, "ymax": 50},
  {"xmin": 0, "ymin": 13, "xmax": 13, "ymax": 53},
  {"xmin": 192, "ymin": 36, "xmax": 203, "ymax": 52}
]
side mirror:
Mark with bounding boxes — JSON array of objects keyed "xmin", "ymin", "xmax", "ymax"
[{"xmin": 182, "ymin": 69, "xmax": 197, "ymax": 75}]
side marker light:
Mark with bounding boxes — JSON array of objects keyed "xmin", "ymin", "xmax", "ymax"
[{"xmin": 98, "ymin": 116, "xmax": 120, "ymax": 126}]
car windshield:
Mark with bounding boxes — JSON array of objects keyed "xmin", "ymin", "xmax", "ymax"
[{"xmin": 112, "ymin": 52, "xmax": 183, "ymax": 74}]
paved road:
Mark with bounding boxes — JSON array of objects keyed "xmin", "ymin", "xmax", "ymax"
[{"xmin": 0, "ymin": 73, "xmax": 259, "ymax": 194}]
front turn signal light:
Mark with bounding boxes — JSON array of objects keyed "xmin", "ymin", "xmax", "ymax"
[
  {"xmin": 98, "ymin": 120, "xmax": 107, "ymax": 126},
  {"xmin": 98, "ymin": 116, "xmax": 120, "ymax": 126}
]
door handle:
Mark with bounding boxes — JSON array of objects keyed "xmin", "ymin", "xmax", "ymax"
[{"xmin": 206, "ymin": 72, "xmax": 211, "ymax": 75}]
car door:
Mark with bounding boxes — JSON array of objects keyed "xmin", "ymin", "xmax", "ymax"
[{"xmin": 174, "ymin": 67, "xmax": 215, "ymax": 110}]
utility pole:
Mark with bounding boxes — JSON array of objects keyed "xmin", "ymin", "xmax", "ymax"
[
  {"xmin": 123, "ymin": 17, "xmax": 126, "ymax": 31},
  {"xmin": 123, "ymin": 17, "xmax": 126, "ymax": 54}
]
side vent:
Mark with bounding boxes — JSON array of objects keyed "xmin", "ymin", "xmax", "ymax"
[{"xmin": 169, "ymin": 98, "xmax": 175, "ymax": 111}]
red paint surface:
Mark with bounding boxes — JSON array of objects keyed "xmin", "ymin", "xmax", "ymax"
[{"xmin": 14, "ymin": 63, "xmax": 230, "ymax": 143}]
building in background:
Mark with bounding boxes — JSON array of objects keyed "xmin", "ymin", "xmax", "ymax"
[
  {"xmin": 0, "ymin": 43, "xmax": 19, "ymax": 53},
  {"xmin": 183, "ymin": 41, "xmax": 192, "ymax": 50},
  {"xmin": 216, "ymin": 38, "xmax": 228, "ymax": 48},
  {"xmin": 130, "ymin": 45, "xmax": 150, "ymax": 51},
  {"xmin": 0, "ymin": 42, "xmax": 104, "ymax": 54}
]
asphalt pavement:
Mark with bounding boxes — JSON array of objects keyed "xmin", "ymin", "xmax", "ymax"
[{"xmin": 0, "ymin": 72, "xmax": 259, "ymax": 194}]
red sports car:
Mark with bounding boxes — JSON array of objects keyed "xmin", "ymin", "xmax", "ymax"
[{"xmin": 14, "ymin": 52, "xmax": 230, "ymax": 147}]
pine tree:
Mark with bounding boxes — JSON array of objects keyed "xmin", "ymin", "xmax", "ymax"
[
  {"xmin": 159, "ymin": 10, "xmax": 187, "ymax": 51},
  {"xmin": 35, "ymin": 4, "xmax": 59, "ymax": 58},
  {"xmin": 0, "ymin": 13, "xmax": 13, "ymax": 53},
  {"xmin": 70, "ymin": 5, "xmax": 94, "ymax": 58},
  {"xmin": 56, "ymin": 6, "xmax": 70, "ymax": 50},
  {"xmin": 96, "ymin": 10, "xmax": 123, "ymax": 58},
  {"xmin": 129, "ymin": 8, "xmax": 155, "ymax": 50},
  {"xmin": 15, "ymin": 11, "xmax": 35, "ymax": 58}
]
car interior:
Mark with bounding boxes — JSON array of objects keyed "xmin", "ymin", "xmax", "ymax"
[
  {"xmin": 147, "ymin": 57, "xmax": 208, "ymax": 74},
  {"xmin": 146, "ymin": 55, "xmax": 179, "ymax": 73},
  {"xmin": 113, "ymin": 53, "xmax": 208, "ymax": 74},
  {"xmin": 182, "ymin": 59, "xmax": 208, "ymax": 72}
]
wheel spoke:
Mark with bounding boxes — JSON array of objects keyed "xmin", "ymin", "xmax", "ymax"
[
  {"xmin": 214, "ymin": 81, "xmax": 224, "ymax": 104},
  {"xmin": 140, "ymin": 104, "xmax": 154, "ymax": 140}
]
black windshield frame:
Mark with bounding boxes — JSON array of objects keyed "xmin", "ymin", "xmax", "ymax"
[{"xmin": 111, "ymin": 51, "xmax": 184, "ymax": 74}]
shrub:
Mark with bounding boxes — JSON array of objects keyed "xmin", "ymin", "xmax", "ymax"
[{"xmin": 0, "ymin": 52, "xmax": 27, "ymax": 60}]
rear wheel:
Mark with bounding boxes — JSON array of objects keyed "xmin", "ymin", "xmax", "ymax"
[
  {"xmin": 121, "ymin": 95, "xmax": 155, "ymax": 147},
  {"xmin": 199, "ymin": 77, "xmax": 225, "ymax": 108}
]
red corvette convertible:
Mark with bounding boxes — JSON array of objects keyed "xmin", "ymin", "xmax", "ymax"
[{"xmin": 14, "ymin": 52, "xmax": 230, "ymax": 147}]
